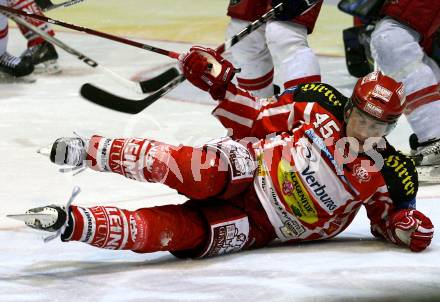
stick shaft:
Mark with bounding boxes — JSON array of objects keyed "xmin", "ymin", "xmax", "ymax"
[
  {"xmin": 215, "ymin": 3, "xmax": 283, "ymax": 53},
  {"xmin": 11, "ymin": 14, "xmax": 145, "ymax": 93},
  {"xmin": 0, "ymin": 5, "xmax": 180, "ymax": 59}
]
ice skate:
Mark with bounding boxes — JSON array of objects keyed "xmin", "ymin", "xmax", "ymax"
[
  {"xmin": 37, "ymin": 136, "xmax": 90, "ymax": 173},
  {"xmin": 34, "ymin": 0, "xmax": 53, "ymax": 10},
  {"xmin": 21, "ymin": 41, "xmax": 61, "ymax": 74},
  {"xmin": 49, "ymin": 137, "xmax": 89, "ymax": 168},
  {"xmin": 0, "ymin": 52, "xmax": 35, "ymax": 83},
  {"xmin": 7, "ymin": 187, "xmax": 80, "ymax": 242},
  {"xmin": 409, "ymin": 134, "xmax": 440, "ymax": 183},
  {"xmin": 7, "ymin": 204, "xmax": 68, "ymax": 232},
  {"xmin": 409, "ymin": 134, "xmax": 440, "ymax": 166}
]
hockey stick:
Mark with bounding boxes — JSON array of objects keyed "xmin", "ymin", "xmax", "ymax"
[
  {"xmin": 0, "ymin": 5, "xmax": 180, "ymax": 59},
  {"xmin": 9, "ymin": 14, "xmax": 176, "ymax": 94},
  {"xmin": 215, "ymin": 3, "xmax": 283, "ymax": 54},
  {"xmin": 138, "ymin": 67, "xmax": 180, "ymax": 93},
  {"xmin": 35, "ymin": 0, "xmax": 85, "ymax": 11},
  {"xmin": 30, "ymin": 0, "xmax": 180, "ymax": 93},
  {"xmin": 79, "ymin": 3, "xmax": 284, "ymax": 113},
  {"xmin": 81, "ymin": 75, "xmax": 185, "ymax": 114}
]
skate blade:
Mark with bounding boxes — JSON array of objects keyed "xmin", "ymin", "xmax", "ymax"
[
  {"xmin": 7, "ymin": 213, "xmax": 52, "ymax": 223},
  {"xmin": 417, "ymin": 165, "xmax": 440, "ymax": 184},
  {"xmin": 36, "ymin": 143, "xmax": 52, "ymax": 157},
  {"xmin": 34, "ymin": 60, "xmax": 62, "ymax": 75}
]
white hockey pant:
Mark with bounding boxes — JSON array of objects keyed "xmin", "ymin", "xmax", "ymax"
[{"xmin": 226, "ymin": 18, "xmax": 320, "ymax": 98}]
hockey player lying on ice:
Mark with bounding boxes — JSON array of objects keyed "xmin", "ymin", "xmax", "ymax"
[{"xmin": 14, "ymin": 47, "xmax": 434, "ymax": 257}]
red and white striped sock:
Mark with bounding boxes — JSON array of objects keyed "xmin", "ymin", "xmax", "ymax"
[{"xmin": 237, "ymin": 68, "xmax": 274, "ymax": 97}]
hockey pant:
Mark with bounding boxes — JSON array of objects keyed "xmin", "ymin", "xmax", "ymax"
[
  {"xmin": 61, "ymin": 136, "xmax": 276, "ymax": 258},
  {"xmin": 370, "ymin": 17, "xmax": 440, "ymax": 142},
  {"xmin": 8, "ymin": 0, "xmax": 55, "ymax": 47},
  {"xmin": 226, "ymin": 19, "xmax": 321, "ymax": 98}
]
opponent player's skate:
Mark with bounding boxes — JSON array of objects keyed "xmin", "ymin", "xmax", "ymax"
[
  {"xmin": 34, "ymin": 0, "xmax": 53, "ymax": 10},
  {"xmin": 7, "ymin": 187, "xmax": 80, "ymax": 242},
  {"xmin": 409, "ymin": 133, "xmax": 440, "ymax": 183},
  {"xmin": 0, "ymin": 52, "xmax": 35, "ymax": 83},
  {"xmin": 21, "ymin": 41, "xmax": 61, "ymax": 74}
]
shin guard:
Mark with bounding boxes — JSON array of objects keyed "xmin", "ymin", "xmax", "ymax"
[
  {"xmin": 87, "ymin": 136, "xmax": 230, "ymax": 200},
  {"xmin": 63, "ymin": 204, "xmax": 208, "ymax": 253}
]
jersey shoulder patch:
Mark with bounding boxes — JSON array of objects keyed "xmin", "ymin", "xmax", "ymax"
[
  {"xmin": 291, "ymin": 83, "xmax": 349, "ymax": 121},
  {"xmin": 378, "ymin": 145, "xmax": 418, "ymax": 206}
]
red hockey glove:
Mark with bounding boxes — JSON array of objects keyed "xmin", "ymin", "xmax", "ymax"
[
  {"xmin": 390, "ymin": 209, "xmax": 434, "ymax": 252},
  {"xmin": 179, "ymin": 46, "xmax": 236, "ymax": 100},
  {"xmin": 272, "ymin": 0, "xmax": 320, "ymax": 21}
]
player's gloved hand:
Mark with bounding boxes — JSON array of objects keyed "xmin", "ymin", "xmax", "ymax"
[
  {"xmin": 179, "ymin": 46, "xmax": 235, "ymax": 100},
  {"xmin": 272, "ymin": 0, "xmax": 320, "ymax": 21},
  {"xmin": 390, "ymin": 209, "xmax": 434, "ymax": 252}
]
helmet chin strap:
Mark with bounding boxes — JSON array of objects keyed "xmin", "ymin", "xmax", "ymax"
[{"xmin": 344, "ymin": 99, "xmax": 354, "ymax": 123}]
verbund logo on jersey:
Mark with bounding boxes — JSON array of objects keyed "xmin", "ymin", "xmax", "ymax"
[
  {"xmin": 292, "ymin": 136, "xmax": 352, "ymax": 214},
  {"xmin": 301, "ymin": 166, "xmax": 338, "ymax": 211}
]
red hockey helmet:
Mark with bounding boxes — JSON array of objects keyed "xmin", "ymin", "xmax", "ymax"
[{"xmin": 350, "ymin": 71, "xmax": 406, "ymax": 123}]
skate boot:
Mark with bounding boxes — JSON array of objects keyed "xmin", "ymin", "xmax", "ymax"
[
  {"xmin": 50, "ymin": 137, "xmax": 89, "ymax": 168},
  {"xmin": 10, "ymin": 204, "xmax": 68, "ymax": 232},
  {"xmin": 35, "ymin": 0, "xmax": 53, "ymax": 10},
  {"xmin": 0, "ymin": 52, "xmax": 34, "ymax": 82},
  {"xmin": 409, "ymin": 133, "xmax": 440, "ymax": 183},
  {"xmin": 409, "ymin": 133, "xmax": 440, "ymax": 166},
  {"xmin": 21, "ymin": 41, "xmax": 61, "ymax": 74},
  {"xmin": 7, "ymin": 187, "xmax": 80, "ymax": 242}
]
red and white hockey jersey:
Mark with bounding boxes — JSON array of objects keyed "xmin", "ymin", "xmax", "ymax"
[{"xmin": 212, "ymin": 82, "xmax": 418, "ymax": 243}]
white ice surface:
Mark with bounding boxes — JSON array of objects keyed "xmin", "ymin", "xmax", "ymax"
[{"xmin": 1, "ymin": 30, "xmax": 439, "ymax": 302}]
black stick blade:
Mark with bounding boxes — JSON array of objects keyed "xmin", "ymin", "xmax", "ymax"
[
  {"xmin": 79, "ymin": 75, "xmax": 185, "ymax": 114},
  {"xmin": 80, "ymin": 83, "xmax": 151, "ymax": 114},
  {"xmin": 139, "ymin": 67, "xmax": 180, "ymax": 93}
]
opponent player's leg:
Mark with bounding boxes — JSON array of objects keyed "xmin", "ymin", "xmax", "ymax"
[
  {"xmin": 265, "ymin": 0, "xmax": 322, "ymax": 89},
  {"xmin": 8, "ymin": 0, "xmax": 60, "ymax": 74},
  {"xmin": 0, "ymin": 7, "xmax": 34, "ymax": 78},
  {"xmin": 226, "ymin": 0, "xmax": 275, "ymax": 97},
  {"xmin": 265, "ymin": 21, "xmax": 320, "ymax": 89},
  {"xmin": 371, "ymin": 17, "xmax": 440, "ymax": 165},
  {"xmin": 226, "ymin": 18, "xmax": 275, "ymax": 97},
  {"xmin": 49, "ymin": 136, "xmax": 256, "ymax": 200}
]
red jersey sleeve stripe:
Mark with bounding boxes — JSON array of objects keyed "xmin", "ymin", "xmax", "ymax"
[
  {"xmin": 303, "ymin": 102, "xmax": 315, "ymax": 124},
  {"xmin": 213, "ymin": 108, "xmax": 254, "ymax": 128},
  {"xmin": 215, "ymin": 99, "xmax": 260, "ymax": 121},
  {"xmin": 256, "ymin": 103, "xmax": 293, "ymax": 120},
  {"xmin": 224, "ymin": 90, "xmax": 262, "ymax": 110}
]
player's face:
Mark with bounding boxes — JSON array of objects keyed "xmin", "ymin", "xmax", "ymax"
[{"xmin": 345, "ymin": 107, "xmax": 393, "ymax": 152}]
